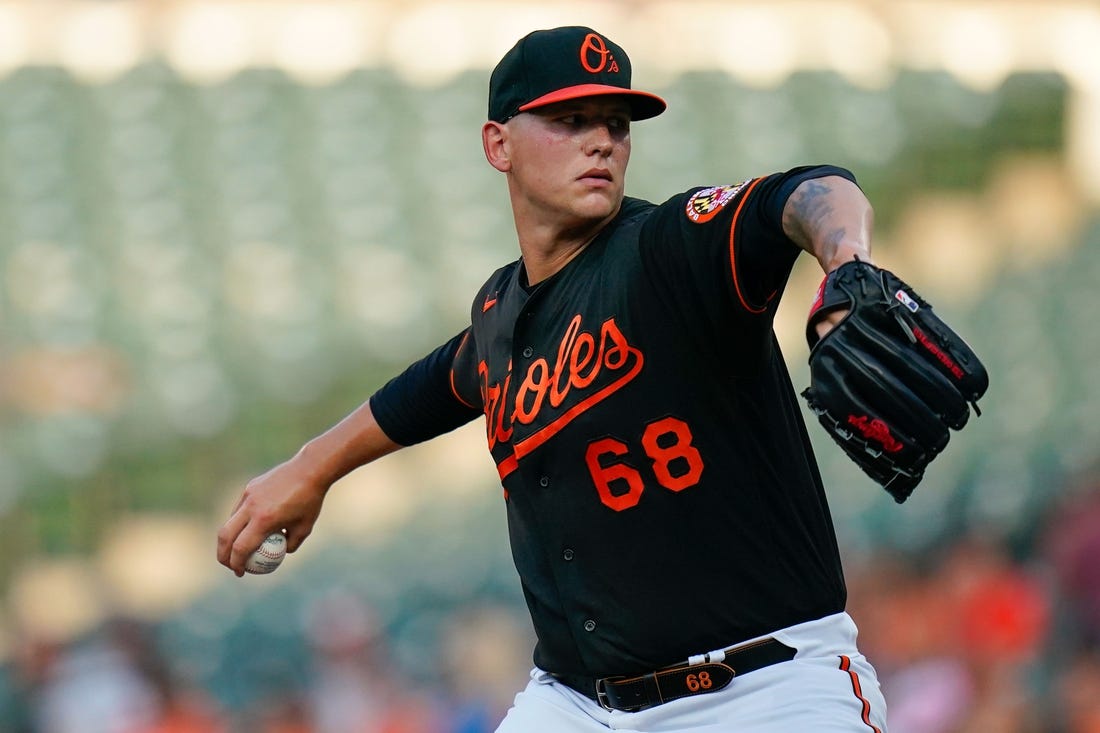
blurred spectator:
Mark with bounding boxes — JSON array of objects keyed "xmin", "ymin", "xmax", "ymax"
[
  {"xmin": 131, "ymin": 666, "xmax": 227, "ymax": 733},
  {"xmin": 941, "ymin": 536, "xmax": 1048, "ymax": 733},
  {"xmin": 847, "ymin": 534, "xmax": 1051, "ymax": 733},
  {"xmin": 1044, "ymin": 482, "xmax": 1100, "ymax": 644},
  {"xmin": 26, "ymin": 620, "xmax": 160, "ymax": 733},
  {"xmin": 301, "ymin": 590, "xmax": 441, "ymax": 733},
  {"xmin": 5, "ymin": 637, "xmax": 61, "ymax": 733},
  {"xmin": 883, "ymin": 657, "xmax": 974, "ymax": 733},
  {"xmin": 250, "ymin": 694, "xmax": 313, "ymax": 733}
]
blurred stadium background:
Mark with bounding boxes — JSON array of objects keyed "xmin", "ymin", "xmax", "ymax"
[{"xmin": 1, "ymin": 1, "xmax": 1099, "ymax": 731}]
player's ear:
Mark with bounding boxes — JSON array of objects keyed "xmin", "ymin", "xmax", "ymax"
[{"xmin": 482, "ymin": 121, "xmax": 511, "ymax": 172}]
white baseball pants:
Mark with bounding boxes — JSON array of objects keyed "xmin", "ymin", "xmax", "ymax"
[{"xmin": 496, "ymin": 612, "xmax": 888, "ymax": 732}]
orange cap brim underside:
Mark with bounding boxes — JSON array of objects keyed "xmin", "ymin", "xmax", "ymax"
[{"xmin": 518, "ymin": 84, "xmax": 667, "ymax": 120}]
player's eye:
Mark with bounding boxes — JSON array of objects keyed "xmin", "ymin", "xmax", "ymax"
[{"xmin": 553, "ymin": 111, "xmax": 628, "ymax": 133}]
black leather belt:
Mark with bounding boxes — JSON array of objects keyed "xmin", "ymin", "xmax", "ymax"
[{"xmin": 556, "ymin": 637, "xmax": 796, "ymax": 713}]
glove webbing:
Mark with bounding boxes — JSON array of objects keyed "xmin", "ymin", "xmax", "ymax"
[{"xmin": 803, "ymin": 395, "xmax": 922, "ymax": 489}]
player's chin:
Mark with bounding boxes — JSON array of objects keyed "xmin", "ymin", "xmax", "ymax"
[{"xmin": 572, "ymin": 189, "xmax": 622, "ymax": 219}]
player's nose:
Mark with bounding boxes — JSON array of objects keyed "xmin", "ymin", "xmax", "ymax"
[{"xmin": 584, "ymin": 124, "xmax": 614, "ymax": 156}]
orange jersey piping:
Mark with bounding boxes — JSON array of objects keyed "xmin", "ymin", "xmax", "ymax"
[
  {"xmin": 449, "ymin": 332, "xmax": 479, "ymax": 409},
  {"xmin": 727, "ymin": 177, "xmax": 775, "ymax": 314}
]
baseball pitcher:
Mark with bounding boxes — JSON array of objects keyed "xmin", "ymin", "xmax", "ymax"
[{"xmin": 218, "ymin": 26, "xmax": 987, "ymax": 732}]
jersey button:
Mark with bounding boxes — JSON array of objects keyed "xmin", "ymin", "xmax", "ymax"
[
  {"xmin": 539, "ymin": 476, "xmax": 549, "ymax": 487},
  {"xmin": 583, "ymin": 620, "xmax": 597, "ymax": 632},
  {"xmin": 522, "ymin": 347, "xmax": 534, "ymax": 358},
  {"xmin": 563, "ymin": 548, "xmax": 574, "ymax": 561}
]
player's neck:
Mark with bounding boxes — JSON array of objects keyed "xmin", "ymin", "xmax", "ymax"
[{"xmin": 513, "ymin": 211, "xmax": 616, "ymax": 285}]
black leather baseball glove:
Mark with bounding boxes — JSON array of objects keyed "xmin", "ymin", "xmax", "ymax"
[{"xmin": 801, "ymin": 260, "xmax": 989, "ymax": 503}]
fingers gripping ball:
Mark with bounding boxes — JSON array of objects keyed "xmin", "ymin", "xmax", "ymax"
[
  {"xmin": 802, "ymin": 261, "xmax": 989, "ymax": 503},
  {"xmin": 245, "ymin": 532, "xmax": 287, "ymax": 575}
]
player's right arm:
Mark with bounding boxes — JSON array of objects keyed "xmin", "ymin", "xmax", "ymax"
[
  {"xmin": 216, "ymin": 328, "xmax": 482, "ymax": 576},
  {"xmin": 215, "ymin": 399, "xmax": 402, "ymax": 576}
]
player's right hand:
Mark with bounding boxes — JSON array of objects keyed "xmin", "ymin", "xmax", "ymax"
[{"xmin": 216, "ymin": 455, "xmax": 328, "ymax": 576}]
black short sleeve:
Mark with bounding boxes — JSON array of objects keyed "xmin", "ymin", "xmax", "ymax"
[
  {"xmin": 635, "ymin": 164, "xmax": 857, "ymax": 374},
  {"xmin": 369, "ymin": 329, "xmax": 483, "ymax": 446},
  {"xmin": 644, "ymin": 165, "xmax": 855, "ymax": 303}
]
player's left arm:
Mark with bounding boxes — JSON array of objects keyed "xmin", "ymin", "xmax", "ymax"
[
  {"xmin": 787, "ymin": 174, "xmax": 990, "ymax": 501},
  {"xmin": 780, "ymin": 175, "xmax": 874, "ymax": 337}
]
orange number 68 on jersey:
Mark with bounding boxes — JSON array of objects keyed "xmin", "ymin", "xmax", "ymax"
[{"xmin": 584, "ymin": 417, "xmax": 705, "ymax": 511}]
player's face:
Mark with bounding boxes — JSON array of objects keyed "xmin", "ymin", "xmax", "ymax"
[{"xmin": 505, "ymin": 97, "xmax": 632, "ymax": 230}]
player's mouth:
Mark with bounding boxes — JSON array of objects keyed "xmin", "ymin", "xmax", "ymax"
[{"xmin": 578, "ymin": 168, "xmax": 613, "ymax": 185}]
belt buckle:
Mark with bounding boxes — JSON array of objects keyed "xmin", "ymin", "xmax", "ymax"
[{"xmin": 594, "ymin": 676, "xmax": 622, "ymax": 712}]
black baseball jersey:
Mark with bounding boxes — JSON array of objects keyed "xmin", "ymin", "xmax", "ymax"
[{"xmin": 371, "ymin": 165, "xmax": 853, "ymax": 680}]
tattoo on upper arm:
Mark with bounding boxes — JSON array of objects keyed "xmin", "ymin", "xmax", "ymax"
[{"xmin": 784, "ymin": 179, "xmax": 845, "ymax": 249}]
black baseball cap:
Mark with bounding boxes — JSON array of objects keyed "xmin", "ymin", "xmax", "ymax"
[{"xmin": 488, "ymin": 26, "xmax": 667, "ymax": 123}]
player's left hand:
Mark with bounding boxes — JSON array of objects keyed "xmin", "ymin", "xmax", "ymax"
[
  {"xmin": 812, "ymin": 308, "xmax": 848, "ymax": 339},
  {"xmin": 801, "ymin": 260, "xmax": 989, "ymax": 503}
]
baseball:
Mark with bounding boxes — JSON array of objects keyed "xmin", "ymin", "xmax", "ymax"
[{"xmin": 245, "ymin": 532, "xmax": 287, "ymax": 575}]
